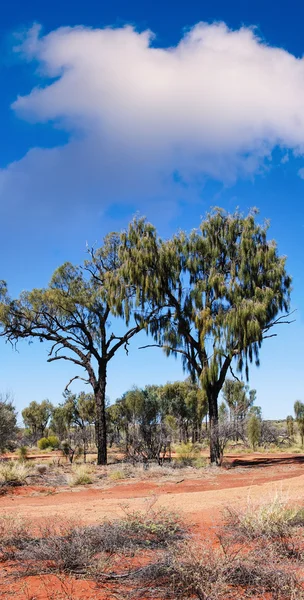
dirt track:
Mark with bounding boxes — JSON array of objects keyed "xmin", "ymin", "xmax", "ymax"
[{"xmin": 1, "ymin": 453, "xmax": 304, "ymax": 526}]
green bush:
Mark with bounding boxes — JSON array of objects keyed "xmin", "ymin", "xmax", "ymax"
[
  {"xmin": 37, "ymin": 436, "xmax": 60, "ymax": 450},
  {"xmin": 47, "ymin": 435, "xmax": 60, "ymax": 449},
  {"xmin": 37, "ymin": 437, "xmax": 50, "ymax": 450},
  {"xmin": 17, "ymin": 446, "xmax": 28, "ymax": 461}
]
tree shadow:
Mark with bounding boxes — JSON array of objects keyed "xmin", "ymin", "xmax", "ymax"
[{"xmin": 226, "ymin": 454, "xmax": 304, "ymax": 469}]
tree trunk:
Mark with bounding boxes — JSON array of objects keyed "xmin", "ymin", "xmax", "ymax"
[
  {"xmin": 208, "ymin": 389, "xmax": 221, "ymax": 465},
  {"xmin": 94, "ymin": 368, "xmax": 107, "ymax": 465}
]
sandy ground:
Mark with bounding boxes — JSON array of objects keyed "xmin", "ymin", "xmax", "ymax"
[
  {"xmin": 1, "ymin": 453, "xmax": 304, "ymax": 525},
  {"xmin": 1, "ymin": 453, "xmax": 304, "ymax": 599}
]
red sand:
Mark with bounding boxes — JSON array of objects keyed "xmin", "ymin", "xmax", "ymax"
[{"xmin": 1, "ymin": 452, "xmax": 304, "ymax": 599}]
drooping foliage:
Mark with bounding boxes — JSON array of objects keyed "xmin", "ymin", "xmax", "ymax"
[{"xmin": 120, "ymin": 209, "xmax": 291, "ymax": 464}]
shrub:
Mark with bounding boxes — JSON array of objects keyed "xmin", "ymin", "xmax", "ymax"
[
  {"xmin": 133, "ymin": 541, "xmax": 302, "ymax": 599},
  {"xmin": 47, "ymin": 435, "xmax": 60, "ymax": 449},
  {"xmin": 37, "ymin": 437, "xmax": 50, "ymax": 450},
  {"xmin": 247, "ymin": 414, "xmax": 261, "ymax": 450},
  {"xmin": 17, "ymin": 446, "xmax": 28, "ymax": 461},
  {"xmin": 175, "ymin": 442, "xmax": 200, "ymax": 465},
  {"xmin": 0, "ymin": 461, "xmax": 30, "ymax": 486},
  {"xmin": 68, "ymin": 465, "xmax": 93, "ymax": 486},
  {"xmin": 37, "ymin": 436, "xmax": 60, "ymax": 450}
]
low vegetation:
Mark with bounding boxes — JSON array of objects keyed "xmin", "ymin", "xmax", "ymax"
[
  {"xmin": 68, "ymin": 464, "xmax": 94, "ymax": 486},
  {"xmin": 1, "ymin": 497, "xmax": 304, "ymax": 598},
  {"xmin": 0, "ymin": 461, "xmax": 31, "ymax": 487}
]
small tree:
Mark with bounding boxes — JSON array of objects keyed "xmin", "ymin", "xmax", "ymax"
[
  {"xmin": 286, "ymin": 415, "xmax": 294, "ymax": 439},
  {"xmin": 247, "ymin": 414, "xmax": 261, "ymax": 450},
  {"xmin": 22, "ymin": 400, "xmax": 53, "ymax": 443},
  {"xmin": 294, "ymin": 401, "xmax": 304, "ymax": 447},
  {"xmin": 218, "ymin": 402, "xmax": 229, "ymax": 423},
  {"xmin": 0, "ymin": 392, "xmax": 17, "ymax": 451}
]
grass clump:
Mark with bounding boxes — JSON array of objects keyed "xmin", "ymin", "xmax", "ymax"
[
  {"xmin": 224, "ymin": 495, "xmax": 304, "ymax": 541},
  {"xmin": 68, "ymin": 464, "xmax": 94, "ymax": 486},
  {"xmin": 109, "ymin": 469, "xmax": 125, "ymax": 481},
  {"xmin": 0, "ymin": 461, "xmax": 30, "ymax": 487}
]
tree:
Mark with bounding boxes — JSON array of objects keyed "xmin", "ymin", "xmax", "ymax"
[
  {"xmin": 0, "ymin": 233, "xmax": 158, "ymax": 465},
  {"xmin": 286, "ymin": 415, "xmax": 294, "ymax": 438},
  {"xmin": 121, "ymin": 209, "xmax": 292, "ymax": 465},
  {"xmin": 22, "ymin": 400, "xmax": 53, "ymax": 443},
  {"xmin": 247, "ymin": 414, "xmax": 261, "ymax": 450},
  {"xmin": 218, "ymin": 401, "xmax": 229, "ymax": 423},
  {"xmin": 0, "ymin": 392, "xmax": 17, "ymax": 451},
  {"xmin": 222, "ymin": 379, "xmax": 256, "ymax": 439},
  {"xmin": 62, "ymin": 391, "xmax": 96, "ymax": 462},
  {"xmin": 294, "ymin": 401, "xmax": 304, "ymax": 447}
]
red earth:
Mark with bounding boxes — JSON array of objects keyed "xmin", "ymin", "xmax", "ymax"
[{"xmin": 1, "ymin": 452, "xmax": 304, "ymax": 599}]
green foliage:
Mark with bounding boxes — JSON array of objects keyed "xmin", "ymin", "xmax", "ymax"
[
  {"xmin": 286, "ymin": 415, "xmax": 294, "ymax": 438},
  {"xmin": 223, "ymin": 380, "xmax": 256, "ymax": 423},
  {"xmin": 247, "ymin": 414, "xmax": 262, "ymax": 450},
  {"xmin": 0, "ymin": 231, "xmax": 160, "ymax": 465},
  {"xmin": 175, "ymin": 442, "xmax": 200, "ymax": 465},
  {"xmin": 22, "ymin": 400, "xmax": 53, "ymax": 441},
  {"xmin": 0, "ymin": 393, "xmax": 17, "ymax": 451},
  {"xmin": 46, "ymin": 435, "xmax": 60, "ymax": 449},
  {"xmin": 17, "ymin": 446, "xmax": 28, "ymax": 461},
  {"xmin": 294, "ymin": 400, "xmax": 304, "ymax": 447},
  {"xmin": 120, "ymin": 209, "xmax": 291, "ymax": 464},
  {"xmin": 37, "ymin": 437, "xmax": 50, "ymax": 450},
  {"xmin": 218, "ymin": 401, "xmax": 228, "ymax": 423}
]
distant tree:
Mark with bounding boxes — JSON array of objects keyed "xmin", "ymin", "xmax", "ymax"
[
  {"xmin": 218, "ymin": 401, "xmax": 229, "ymax": 423},
  {"xmin": 121, "ymin": 209, "xmax": 292, "ymax": 464},
  {"xmin": 22, "ymin": 400, "xmax": 53, "ymax": 443},
  {"xmin": 0, "ymin": 392, "xmax": 17, "ymax": 451},
  {"xmin": 50, "ymin": 406, "xmax": 69, "ymax": 441},
  {"xmin": 223, "ymin": 379, "xmax": 256, "ymax": 436},
  {"xmin": 294, "ymin": 401, "xmax": 304, "ymax": 447},
  {"xmin": 247, "ymin": 414, "xmax": 261, "ymax": 450},
  {"xmin": 0, "ymin": 232, "xmax": 159, "ymax": 465},
  {"xmin": 62, "ymin": 391, "xmax": 96, "ymax": 462},
  {"xmin": 249, "ymin": 406, "xmax": 262, "ymax": 419},
  {"xmin": 286, "ymin": 415, "xmax": 294, "ymax": 438},
  {"xmin": 159, "ymin": 380, "xmax": 207, "ymax": 443}
]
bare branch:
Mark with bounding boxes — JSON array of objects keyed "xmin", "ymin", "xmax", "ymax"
[{"xmin": 64, "ymin": 375, "xmax": 90, "ymax": 392}]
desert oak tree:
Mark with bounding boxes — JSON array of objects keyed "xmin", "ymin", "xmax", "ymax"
[
  {"xmin": 0, "ymin": 233, "xmax": 158, "ymax": 465},
  {"xmin": 120, "ymin": 209, "xmax": 292, "ymax": 464}
]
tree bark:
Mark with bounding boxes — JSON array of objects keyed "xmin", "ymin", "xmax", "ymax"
[
  {"xmin": 208, "ymin": 388, "xmax": 221, "ymax": 465},
  {"xmin": 94, "ymin": 366, "xmax": 107, "ymax": 465}
]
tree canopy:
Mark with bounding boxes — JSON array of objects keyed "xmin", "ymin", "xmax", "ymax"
[
  {"xmin": 120, "ymin": 208, "xmax": 292, "ymax": 463},
  {"xmin": 0, "ymin": 233, "xmax": 158, "ymax": 464}
]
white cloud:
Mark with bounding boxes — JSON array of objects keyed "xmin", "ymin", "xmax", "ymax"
[{"xmin": 2, "ymin": 21, "xmax": 304, "ymax": 218}]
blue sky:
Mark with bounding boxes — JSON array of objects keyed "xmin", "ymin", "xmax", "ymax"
[{"xmin": 0, "ymin": 0, "xmax": 303, "ymax": 421}]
